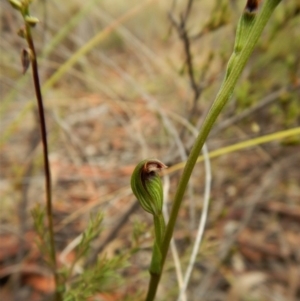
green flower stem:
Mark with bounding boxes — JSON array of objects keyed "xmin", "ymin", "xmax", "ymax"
[
  {"xmin": 149, "ymin": 213, "xmax": 166, "ymax": 275},
  {"xmin": 145, "ymin": 0, "xmax": 282, "ymax": 300},
  {"xmin": 153, "ymin": 213, "xmax": 166, "ymax": 247}
]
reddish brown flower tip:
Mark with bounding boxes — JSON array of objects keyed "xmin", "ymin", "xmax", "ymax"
[
  {"xmin": 144, "ymin": 160, "xmax": 168, "ymax": 174},
  {"xmin": 245, "ymin": 0, "xmax": 261, "ymax": 14}
]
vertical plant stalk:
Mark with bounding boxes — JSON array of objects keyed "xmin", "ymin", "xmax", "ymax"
[
  {"xmin": 8, "ymin": 1, "xmax": 61, "ymax": 299},
  {"xmin": 24, "ymin": 18, "xmax": 61, "ymax": 301},
  {"xmin": 144, "ymin": 0, "xmax": 282, "ymax": 300}
]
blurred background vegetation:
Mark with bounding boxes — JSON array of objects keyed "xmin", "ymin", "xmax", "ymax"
[{"xmin": 0, "ymin": 0, "xmax": 300, "ymax": 300}]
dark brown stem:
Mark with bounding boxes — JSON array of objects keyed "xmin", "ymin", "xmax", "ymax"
[
  {"xmin": 183, "ymin": 0, "xmax": 194, "ymax": 21},
  {"xmin": 25, "ymin": 23, "xmax": 61, "ymax": 301}
]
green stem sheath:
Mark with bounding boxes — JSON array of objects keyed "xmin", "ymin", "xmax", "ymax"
[
  {"xmin": 145, "ymin": 0, "xmax": 283, "ymax": 300},
  {"xmin": 164, "ymin": 0, "xmax": 283, "ymax": 270}
]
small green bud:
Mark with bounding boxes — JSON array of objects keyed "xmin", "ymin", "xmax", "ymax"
[
  {"xmin": 25, "ymin": 15, "xmax": 39, "ymax": 27},
  {"xmin": 131, "ymin": 159, "xmax": 167, "ymax": 216},
  {"xmin": 8, "ymin": 0, "xmax": 22, "ymax": 10}
]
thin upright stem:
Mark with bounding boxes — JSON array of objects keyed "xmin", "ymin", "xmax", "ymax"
[{"xmin": 25, "ymin": 24, "xmax": 61, "ymax": 301}]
